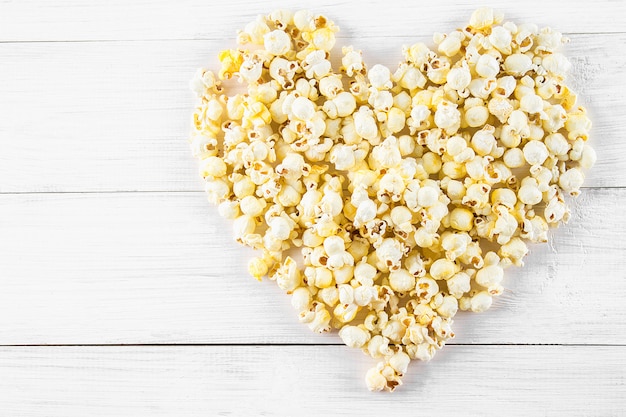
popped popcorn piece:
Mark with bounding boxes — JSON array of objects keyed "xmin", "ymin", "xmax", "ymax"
[
  {"xmin": 388, "ymin": 269, "xmax": 416, "ymax": 293},
  {"xmin": 339, "ymin": 325, "xmax": 371, "ymax": 348},
  {"xmin": 264, "ymin": 30, "xmax": 292, "ymax": 56}
]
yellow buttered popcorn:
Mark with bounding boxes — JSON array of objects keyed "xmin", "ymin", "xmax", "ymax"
[{"xmin": 189, "ymin": 8, "xmax": 595, "ymax": 392}]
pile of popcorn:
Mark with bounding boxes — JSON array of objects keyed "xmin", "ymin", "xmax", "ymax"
[{"xmin": 189, "ymin": 8, "xmax": 595, "ymax": 391}]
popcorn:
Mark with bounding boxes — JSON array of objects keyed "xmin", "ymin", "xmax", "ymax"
[
  {"xmin": 504, "ymin": 53, "xmax": 533, "ymax": 77},
  {"xmin": 470, "ymin": 291, "xmax": 493, "ymax": 312},
  {"xmin": 429, "ymin": 258, "xmax": 458, "ymax": 281},
  {"xmin": 354, "ymin": 106, "xmax": 379, "ymax": 142},
  {"xmin": 365, "ymin": 364, "xmax": 389, "ymax": 391},
  {"xmin": 449, "ymin": 207, "xmax": 474, "ymax": 232},
  {"xmin": 559, "ymin": 167, "xmax": 585, "ymax": 196},
  {"xmin": 475, "ymin": 54, "xmax": 500, "ymax": 78},
  {"xmin": 437, "ymin": 34, "xmax": 462, "ymax": 57},
  {"xmin": 441, "ymin": 232, "xmax": 472, "ymax": 261},
  {"xmin": 434, "ymin": 100, "xmax": 461, "ymax": 133},
  {"xmin": 520, "ymin": 93, "xmax": 545, "ymax": 115},
  {"xmin": 471, "ymin": 128, "xmax": 497, "ymax": 156},
  {"xmin": 503, "ymin": 147, "xmax": 525, "ymax": 168},
  {"xmin": 368, "ymin": 64, "xmax": 393, "ymax": 90},
  {"xmin": 468, "ymin": 77, "xmax": 497, "ymax": 99},
  {"xmin": 523, "ymin": 140, "xmax": 550, "ymax": 166},
  {"xmin": 446, "ymin": 65, "xmax": 471, "ymax": 91},
  {"xmin": 498, "ymin": 237, "xmax": 529, "ymax": 266},
  {"xmin": 239, "ymin": 195, "xmax": 267, "ymax": 217},
  {"xmin": 341, "ymin": 46, "xmax": 366, "ymax": 77},
  {"xmin": 465, "ymin": 105, "xmax": 490, "ymax": 128},
  {"xmin": 190, "ymin": 133, "xmax": 218, "ymax": 159},
  {"xmin": 489, "ymin": 26, "xmax": 512, "ymax": 54},
  {"xmin": 436, "ymin": 295, "xmax": 459, "ymax": 318},
  {"xmin": 579, "ymin": 144, "xmax": 597, "ymax": 170},
  {"xmin": 264, "ymin": 30, "xmax": 292, "ymax": 55},
  {"xmin": 218, "ymin": 200, "xmax": 240, "ymax": 220},
  {"xmin": 189, "ymin": 8, "xmax": 594, "ymax": 393},
  {"xmin": 447, "ymin": 272, "xmax": 471, "ymax": 298},
  {"xmin": 339, "ymin": 325, "xmax": 371, "ymax": 348},
  {"xmin": 469, "ymin": 7, "xmax": 500, "ymax": 30},
  {"xmin": 248, "ymin": 256, "xmax": 268, "ymax": 281},
  {"xmin": 375, "ymin": 238, "xmax": 405, "ymax": 271},
  {"xmin": 394, "ymin": 64, "xmax": 427, "ymax": 91},
  {"xmin": 415, "ymin": 184, "xmax": 438, "ymax": 208},
  {"xmin": 291, "ymin": 286, "xmax": 312, "ymax": 312},
  {"xmin": 388, "ymin": 269, "xmax": 416, "ymax": 293},
  {"xmin": 518, "ymin": 179, "xmax": 543, "ymax": 205},
  {"xmin": 302, "ymin": 50, "xmax": 331, "ymax": 79},
  {"xmin": 542, "ymin": 53, "xmax": 572, "ymax": 77},
  {"xmin": 475, "ymin": 264, "xmax": 505, "ymax": 291}
]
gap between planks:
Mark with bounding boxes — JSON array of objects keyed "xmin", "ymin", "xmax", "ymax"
[
  {"xmin": 1, "ymin": 343, "xmax": 623, "ymax": 347},
  {"xmin": 0, "ymin": 186, "xmax": 620, "ymax": 196},
  {"xmin": 0, "ymin": 31, "xmax": 624, "ymax": 43}
]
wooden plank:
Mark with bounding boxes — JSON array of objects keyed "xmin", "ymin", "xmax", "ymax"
[
  {"xmin": 0, "ymin": 40, "xmax": 202, "ymax": 193},
  {"xmin": 1, "ymin": 189, "xmax": 624, "ymax": 345},
  {"xmin": 0, "ymin": 34, "xmax": 622, "ymax": 192},
  {"xmin": 1, "ymin": 0, "xmax": 625, "ymax": 42},
  {"xmin": 0, "ymin": 345, "xmax": 624, "ymax": 416}
]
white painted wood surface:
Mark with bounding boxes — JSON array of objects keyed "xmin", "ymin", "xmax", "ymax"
[
  {"xmin": 1, "ymin": 1, "xmax": 625, "ymax": 414},
  {"xmin": 1, "ymin": 35, "xmax": 624, "ymax": 192},
  {"xmin": 1, "ymin": 346, "xmax": 624, "ymax": 416},
  {"xmin": 1, "ymin": 0, "xmax": 625, "ymax": 41},
  {"xmin": 1, "ymin": 189, "xmax": 625, "ymax": 345}
]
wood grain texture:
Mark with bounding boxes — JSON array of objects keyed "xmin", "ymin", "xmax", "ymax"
[
  {"xmin": 0, "ymin": 345, "xmax": 624, "ymax": 416},
  {"xmin": 1, "ymin": 0, "xmax": 625, "ymax": 42},
  {"xmin": 1, "ymin": 1, "xmax": 625, "ymax": 412},
  {"xmin": 2, "ymin": 189, "xmax": 624, "ymax": 345},
  {"xmin": 0, "ymin": 34, "xmax": 623, "ymax": 192}
]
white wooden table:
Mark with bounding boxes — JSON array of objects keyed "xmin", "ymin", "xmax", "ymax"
[{"xmin": 1, "ymin": 1, "xmax": 625, "ymax": 415}]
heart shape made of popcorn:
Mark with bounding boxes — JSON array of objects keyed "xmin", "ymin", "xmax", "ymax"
[{"xmin": 189, "ymin": 8, "xmax": 595, "ymax": 391}]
